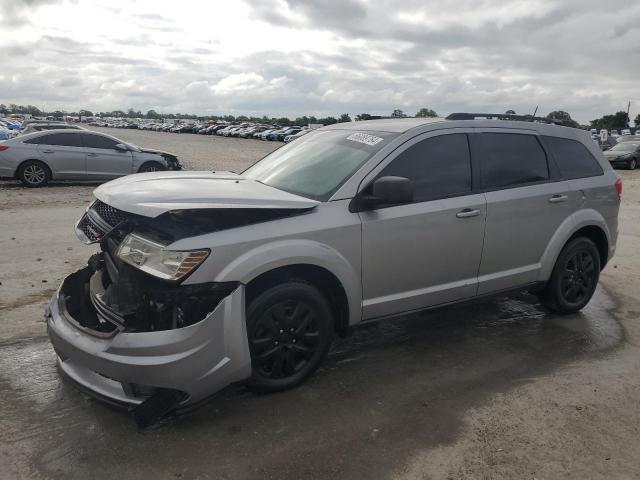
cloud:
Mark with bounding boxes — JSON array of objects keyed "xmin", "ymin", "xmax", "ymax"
[{"xmin": 0, "ymin": 0, "xmax": 639, "ymax": 123}]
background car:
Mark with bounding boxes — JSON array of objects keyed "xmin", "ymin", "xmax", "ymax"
[
  {"xmin": 603, "ymin": 141, "xmax": 640, "ymax": 169},
  {"xmin": 0, "ymin": 129, "xmax": 182, "ymax": 187},
  {"xmin": 20, "ymin": 123, "xmax": 83, "ymax": 135}
]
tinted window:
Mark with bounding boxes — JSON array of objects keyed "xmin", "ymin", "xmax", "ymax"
[
  {"xmin": 24, "ymin": 132, "xmax": 83, "ymax": 147},
  {"xmin": 543, "ymin": 136, "xmax": 603, "ymax": 178},
  {"xmin": 83, "ymin": 133, "xmax": 119, "ymax": 149},
  {"xmin": 377, "ymin": 133, "xmax": 471, "ymax": 202},
  {"xmin": 481, "ymin": 133, "xmax": 548, "ymax": 189}
]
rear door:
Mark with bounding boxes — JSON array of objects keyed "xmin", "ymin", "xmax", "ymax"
[
  {"xmin": 81, "ymin": 133, "xmax": 133, "ymax": 179},
  {"xmin": 474, "ymin": 129, "xmax": 572, "ymax": 294},
  {"xmin": 360, "ymin": 130, "xmax": 486, "ymax": 319},
  {"xmin": 31, "ymin": 132, "xmax": 86, "ymax": 179}
]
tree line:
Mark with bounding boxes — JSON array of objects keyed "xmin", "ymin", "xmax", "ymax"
[{"xmin": 1, "ymin": 103, "xmax": 637, "ymax": 130}]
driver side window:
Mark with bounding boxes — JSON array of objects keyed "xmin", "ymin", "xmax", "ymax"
[
  {"xmin": 82, "ymin": 134, "xmax": 119, "ymax": 150},
  {"xmin": 377, "ymin": 133, "xmax": 472, "ymax": 203}
]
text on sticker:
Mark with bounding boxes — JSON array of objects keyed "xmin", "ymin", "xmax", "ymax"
[{"xmin": 346, "ymin": 132, "xmax": 383, "ymax": 146}]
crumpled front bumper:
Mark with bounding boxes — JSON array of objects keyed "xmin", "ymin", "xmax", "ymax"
[{"xmin": 46, "ymin": 268, "xmax": 252, "ymax": 408}]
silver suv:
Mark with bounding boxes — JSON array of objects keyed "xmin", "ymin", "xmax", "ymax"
[
  {"xmin": 0, "ymin": 129, "xmax": 182, "ymax": 186},
  {"xmin": 46, "ymin": 115, "xmax": 620, "ymax": 423}
]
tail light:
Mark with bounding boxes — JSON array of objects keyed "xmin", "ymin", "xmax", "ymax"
[
  {"xmin": 0, "ymin": 145, "xmax": 8, "ymax": 152},
  {"xmin": 615, "ymin": 178, "xmax": 622, "ymax": 198}
]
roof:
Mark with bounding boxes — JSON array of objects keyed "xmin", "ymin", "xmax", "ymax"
[{"xmin": 323, "ymin": 117, "xmax": 446, "ymax": 133}]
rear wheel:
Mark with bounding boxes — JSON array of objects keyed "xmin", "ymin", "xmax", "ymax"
[
  {"xmin": 18, "ymin": 160, "xmax": 51, "ymax": 187},
  {"xmin": 540, "ymin": 237, "xmax": 600, "ymax": 314},
  {"xmin": 246, "ymin": 280, "xmax": 334, "ymax": 392},
  {"xmin": 138, "ymin": 161, "xmax": 165, "ymax": 173}
]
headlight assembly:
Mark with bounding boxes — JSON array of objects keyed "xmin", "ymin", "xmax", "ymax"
[{"xmin": 116, "ymin": 233, "xmax": 209, "ymax": 281}]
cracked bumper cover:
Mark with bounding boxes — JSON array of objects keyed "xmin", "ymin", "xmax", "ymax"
[{"xmin": 46, "ymin": 272, "xmax": 252, "ymax": 407}]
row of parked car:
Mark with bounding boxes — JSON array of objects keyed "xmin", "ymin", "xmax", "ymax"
[
  {"xmin": 87, "ymin": 119, "xmax": 312, "ymax": 143},
  {"xmin": 0, "ymin": 118, "xmax": 23, "ymax": 140}
]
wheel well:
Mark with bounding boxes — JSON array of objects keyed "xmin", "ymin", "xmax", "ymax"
[
  {"xmin": 138, "ymin": 160, "xmax": 164, "ymax": 172},
  {"xmin": 15, "ymin": 159, "xmax": 51, "ymax": 179},
  {"xmin": 246, "ymin": 265, "xmax": 350, "ymax": 336},
  {"xmin": 569, "ymin": 226, "xmax": 609, "ymax": 269}
]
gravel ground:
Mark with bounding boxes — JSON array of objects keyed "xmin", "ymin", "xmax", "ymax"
[{"xmin": 1, "ymin": 130, "xmax": 640, "ymax": 479}]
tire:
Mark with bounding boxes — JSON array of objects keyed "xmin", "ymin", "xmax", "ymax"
[
  {"xmin": 138, "ymin": 161, "xmax": 166, "ymax": 173},
  {"xmin": 18, "ymin": 160, "xmax": 51, "ymax": 187},
  {"xmin": 628, "ymin": 157, "xmax": 638, "ymax": 170},
  {"xmin": 540, "ymin": 237, "xmax": 600, "ymax": 314},
  {"xmin": 246, "ymin": 280, "xmax": 334, "ymax": 392}
]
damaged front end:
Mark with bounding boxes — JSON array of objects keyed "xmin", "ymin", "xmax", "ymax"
[{"xmin": 46, "ymin": 200, "xmax": 263, "ymax": 424}]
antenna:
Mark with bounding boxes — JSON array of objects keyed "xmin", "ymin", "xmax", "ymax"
[{"xmin": 532, "ymin": 105, "xmax": 539, "ymax": 117}]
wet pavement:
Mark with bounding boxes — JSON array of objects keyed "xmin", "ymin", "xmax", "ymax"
[
  {"xmin": 0, "ymin": 286, "xmax": 627, "ymax": 479},
  {"xmin": 2, "ymin": 133, "xmax": 640, "ymax": 479}
]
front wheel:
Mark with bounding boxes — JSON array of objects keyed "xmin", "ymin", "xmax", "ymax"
[
  {"xmin": 138, "ymin": 161, "xmax": 166, "ymax": 173},
  {"xmin": 246, "ymin": 280, "xmax": 334, "ymax": 392},
  {"xmin": 540, "ymin": 237, "xmax": 600, "ymax": 314},
  {"xmin": 628, "ymin": 157, "xmax": 638, "ymax": 170}
]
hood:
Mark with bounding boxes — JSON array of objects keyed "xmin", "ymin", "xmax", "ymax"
[
  {"xmin": 93, "ymin": 170, "xmax": 319, "ymax": 217},
  {"xmin": 603, "ymin": 150, "xmax": 631, "ymax": 159},
  {"xmin": 137, "ymin": 147, "xmax": 176, "ymax": 157}
]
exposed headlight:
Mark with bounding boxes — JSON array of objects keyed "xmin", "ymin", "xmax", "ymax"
[{"xmin": 116, "ymin": 233, "xmax": 209, "ymax": 281}]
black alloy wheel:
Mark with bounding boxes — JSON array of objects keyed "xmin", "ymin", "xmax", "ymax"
[
  {"xmin": 560, "ymin": 250, "xmax": 596, "ymax": 305},
  {"xmin": 541, "ymin": 237, "xmax": 600, "ymax": 314},
  {"xmin": 247, "ymin": 280, "xmax": 333, "ymax": 392}
]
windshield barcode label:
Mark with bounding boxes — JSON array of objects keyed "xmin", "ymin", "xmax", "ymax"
[{"xmin": 346, "ymin": 132, "xmax": 383, "ymax": 146}]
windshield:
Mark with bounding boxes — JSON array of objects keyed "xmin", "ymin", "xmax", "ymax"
[
  {"xmin": 244, "ymin": 129, "xmax": 398, "ymax": 201},
  {"xmin": 610, "ymin": 142, "xmax": 639, "ymax": 152}
]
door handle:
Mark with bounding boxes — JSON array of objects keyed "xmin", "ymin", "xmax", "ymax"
[
  {"xmin": 456, "ymin": 208, "xmax": 481, "ymax": 219},
  {"xmin": 87, "ymin": 153, "xmax": 98, "ymax": 157},
  {"xmin": 41, "ymin": 149, "xmax": 54, "ymax": 154},
  {"xmin": 548, "ymin": 194, "xmax": 568, "ymax": 203}
]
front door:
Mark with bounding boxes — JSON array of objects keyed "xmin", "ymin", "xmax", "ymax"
[
  {"xmin": 359, "ymin": 131, "xmax": 486, "ymax": 320},
  {"xmin": 81, "ymin": 133, "xmax": 133, "ymax": 179}
]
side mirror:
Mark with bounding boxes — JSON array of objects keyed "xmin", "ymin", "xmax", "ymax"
[
  {"xmin": 355, "ymin": 176, "xmax": 413, "ymax": 211},
  {"xmin": 114, "ymin": 143, "xmax": 129, "ymax": 152}
]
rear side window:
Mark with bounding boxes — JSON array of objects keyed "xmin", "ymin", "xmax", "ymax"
[
  {"xmin": 377, "ymin": 133, "xmax": 471, "ymax": 202},
  {"xmin": 82, "ymin": 134, "xmax": 119, "ymax": 149},
  {"xmin": 543, "ymin": 136, "xmax": 603, "ymax": 179},
  {"xmin": 24, "ymin": 132, "xmax": 82, "ymax": 147},
  {"xmin": 480, "ymin": 133, "xmax": 549, "ymax": 189}
]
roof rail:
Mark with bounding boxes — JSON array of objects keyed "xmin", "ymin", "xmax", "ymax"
[{"xmin": 446, "ymin": 112, "xmax": 566, "ymax": 126}]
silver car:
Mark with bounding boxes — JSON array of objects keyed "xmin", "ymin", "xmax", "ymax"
[
  {"xmin": 0, "ymin": 129, "xmax": 182, "ymax": 187},
  {"xmin": 46, "ymin": 115, "xmax": 620, "ymax": 425}
]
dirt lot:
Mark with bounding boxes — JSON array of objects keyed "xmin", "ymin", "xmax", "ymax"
[{"xmin": 1, "ymin": 129, "xmax": 640, "ymax": 479}]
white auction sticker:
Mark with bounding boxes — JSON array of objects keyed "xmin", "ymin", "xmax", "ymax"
[{"xmin": 346, "ymin": 132, "xmax": 383, "ymax": 146}]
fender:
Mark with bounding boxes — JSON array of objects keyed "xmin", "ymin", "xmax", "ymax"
[
  {"xmin": 213, "ymin": 239, "xmax": 362, "ymax": 325},
  {"xmin": 538, "ymin": 208, "xmax": 612, "ymax": 281}
]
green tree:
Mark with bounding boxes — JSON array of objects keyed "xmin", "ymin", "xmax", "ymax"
[
  {"xmin": 590, "ymin": 111, "xmax": 629, "ymax": 131},
  {"xmin": 78, "ymin": 109, "xmax": 93, "ymax": 117},
  {"xmin": 0, "ymin": 104, "xmax": 6, "ymax": 114},
  {"xmin": 546, "ymin": 111, "xmax": 579, "ymax": 128},
  {"xmin": 634, "ymin": 114, "xmax": 640, "ymax": 127},
  {"xmin": 355, "ymin": 113, "xmax": 373, "ymax": 121},
  {"xmin": 338, "ymin": 113, "xmax": 352, "ymax": 123},
  {"xmin": 391, "ymin": 109, "xmax": 407, "ymax": 118},
  {"xmin": 415, "ymin": 108, "xmax": 438, "ymax": 118}
]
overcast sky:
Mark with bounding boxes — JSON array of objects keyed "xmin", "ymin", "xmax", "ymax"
[{"xmin": 1, "ymin": 0, "xmax": 639, "ymax": 123}]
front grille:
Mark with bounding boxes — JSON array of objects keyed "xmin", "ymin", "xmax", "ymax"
[
  {"xmin": 93, "ymin": 200, "xmax": 128, "ymax": 228},
  {"xmin": 75, "ymin": 201, "xmax": 131, "ymax": 244},
  {"xmin": 77, "ymin": 214, "xmax": 104, "ymax": 242}
]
